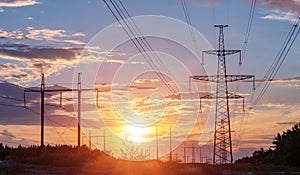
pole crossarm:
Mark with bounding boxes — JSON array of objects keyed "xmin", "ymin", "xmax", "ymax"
[
  {"xmin": 190, "ymin": 75, "xmax": 255, "ymax": 82},
  {"xmin": 25, "ymin": 88, "xmax": 97, "ymax": 92}
]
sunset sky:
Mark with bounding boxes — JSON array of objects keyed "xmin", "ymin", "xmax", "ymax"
[{"xmin": 0, "ymin": 0, "xmax": 300, "ymax": 162}]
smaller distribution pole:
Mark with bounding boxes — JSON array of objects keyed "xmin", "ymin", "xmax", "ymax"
[
  {"xmin": 103, "ymin": 129, "xmax": 106, "ymax": 151},
  {"xmin": 156, "ymin": 126, "xmax": 159, "ymax": 160},
  {"xmin": 41, "ymin": 73, "xmax": 45, "ymax": 147},
  {"xmin": 89, "ymin": 130, "xmax": 91, "ymax": 150},
  {"xmin": 169, "ymin": 125, "xmax": 172, "ymax": 162},
  {"xmin": 192, "ymin": 144, "xmax": 195, "ymax": 163},
  {"xmin": 199, "ymin": 146, "xmax": 202, "ymax": 163},
  {"xmin": 77, "ymin": 72, "xmax": 82, "ymax": 147},
  {"xmin": 183, "ymin": 145, "xmax": 186, "ymax": 163},
  {"xmin": 24, "ymin": 73, "xmax": 97, "ymax": 147}
]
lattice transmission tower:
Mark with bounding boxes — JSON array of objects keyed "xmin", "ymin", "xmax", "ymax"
[{"xmin": 190, "ymin": 25, "xmax": 255, "ymax": 164}]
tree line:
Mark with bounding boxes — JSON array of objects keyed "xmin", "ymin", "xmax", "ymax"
[{"xmin": 236, "ymin": 122, "xmax": 300, "ymax": 167}]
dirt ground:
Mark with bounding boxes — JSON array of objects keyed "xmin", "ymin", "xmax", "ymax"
[{"xmin": 1, "ymin": 160, "xmax": 299, "ymax": 175}]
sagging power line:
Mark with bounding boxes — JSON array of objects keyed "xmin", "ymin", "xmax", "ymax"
[
  {"xmin": 253, "ymin": 13, "xmax": 300, "ymax": 105},
  {"xmin": 103, "ymin": 0, "xmax": 176, "ymax": 94}
]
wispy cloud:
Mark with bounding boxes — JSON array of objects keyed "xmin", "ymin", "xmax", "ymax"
[
  {"xmin": 0, "ymin": 27, "xmax": 86, "ymax": 45},
  {"xmin": 0, "ymin": 0, "xmax": 39, "ymax": 8},
  {"xmin": 0, "ymin": 129, "xmax": 33, "ymax": 146},
  {"xmin": 0, "ymin": 63, "xmax": 29, "ymax": 80},
  {"xmin": 0, "ymin": 28, "xmax": 23, "ymax": 39},
  {"xmin": 25, "ymin": 27, "xmax": 86, "ymax": 45},
  {"xmin": 134, "ymin": 79, "xmax": 159, "ymax": 84},
  {"xmin": 258, "ymin": 0, "xmax": 300, "ymax": 13},
  {"xmin": 260, "ymin": 10, "xmax": 297, "ymax": 23},
  {"xmin": 276, "ymin": 121, "xmax": 298, "ymax": 125}
]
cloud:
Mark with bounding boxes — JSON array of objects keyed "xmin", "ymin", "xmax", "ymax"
[
  {"xmin": 72, "ymin": 32, "xmax": 86, "ymax": 37},
  {"xmin": 0, "ymin": 129, "xmax": 33, "ymax": 146},
  {"xmin": 194, "ymin": 0, "xmax": 300, "ymax": 14},
  {"xmin": 0, "ymin": 63, "xmax": 29, "ymax": 80},
  {"xmin": 270, "ymin": 76, "xmax": 300, "ymax": 83},
  {"xmin": 0, "ymin": 44, "xmax": 81, "ymax": 83},
  {"xmin": 62, "ymin": 39, "xmax": 86, "ymax": 45},
  {"xmin": 258, "ymin": 0, "xmax": 300, "ymax": 13},
  {"xmin": 0, "ymin": 28, "xmax": 23, "ymax": 39},
  {"xmin": 252, "ymin": 76, "xmax": 300, "ymax": 83},
  {"xmin": 134, "ymin": 79, "xmax": 159, "ymax": 84},
  {"xmin": 130, "ymin": 85, "xmax": 158, "ymax": 91},
  {"xmin": 260, "ymin": 10, "xmax": 297, "ymax": 23},
  {"xmin": 105, "ymin": 59, "xmax": 125, "ymax": 64},
  {"xmin": 0, "ymin": 27, "xmax": 86, "ymax": 45},
  {"xmin": 0, "ymin": 0, "xmax": 39, "ymax": 7},
  {"xmin": 25, "ymin": 27, "xmax": 86, "ymax": 45},
  {"xmin": 276, "ymin": 121, "xmax": 298, "ymax": 125},
  {"xmin": 25, "ymin": 27, "xmax": 68, "ymax": 40}
]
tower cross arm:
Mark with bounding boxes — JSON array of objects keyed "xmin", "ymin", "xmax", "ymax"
[
  {"xmin": 190, "ymin": 75, "xmax": 254, "ymax": 82},
  {"xmin": 203, "ymin": 50, "xmax": 240, "ymax": 56},
  {"xmin": 200, "ymin": 92, "xmax": 244, "ymax": 100}
]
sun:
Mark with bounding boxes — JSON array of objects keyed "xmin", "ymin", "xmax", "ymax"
[{"xmin": 125, "ymin": 125, "xmax": 151, "ymax": 143}]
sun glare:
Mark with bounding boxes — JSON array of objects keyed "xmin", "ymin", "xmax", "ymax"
[{"xmin": 125, "ymin": 125, "xmax": 151, "ymax": 143}]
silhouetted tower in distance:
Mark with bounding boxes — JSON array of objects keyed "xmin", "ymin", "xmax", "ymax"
[{"xmin": 190, "ymin": 25, "xmax": 255, "ymax": 164}]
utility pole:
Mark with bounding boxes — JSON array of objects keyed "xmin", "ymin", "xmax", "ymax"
[
  {"xmin": 190, "ymin": 25, "xmax": 255, "ymax": 164},
  {"xmin": 169, "ymin": 125, "xmax": 172, "ymax": 162},
  {"xmin": 156, "ymin": 126, "xmax": 159, "ymax": 160},
  {"xmin": 89, "ymin": 130, "xmax": 91, "ymax": 150},
  {"xmin": 199, "ymin": 146, "xmax": 202, "ymax": 163},
  {"xmin": 24, "ymin": 73, "xmax": 98, "ymax": 147},
  {"xmin": 192, "ymin": 144, "xmax": 195, "ymax": 163},
  {"xmin": 183, "ymin": 145, "xmax": 186, "ymax": 163},
  {"xmin": 40, "ymin": 73, "xmax": 45, "ymax": 147},
  {"xmin": 103, "ymin": 129, "xmax": 106, "ymax": 151},
  {"xmin": 90, "ymin": 134, "xmax": 106, "ymax": 151},
  {"xmin": 184, "ymin": 144, "xmax": 200, "ymax": 163},
  {"xmin": 78, "ymin": 73, "xmax": 82, "ymax": 147}
]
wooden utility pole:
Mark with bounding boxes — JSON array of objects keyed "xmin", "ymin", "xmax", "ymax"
[
  {"xmin": 77, "ymin": 73, "xmax": 82, "ymax": 147},
  {"xmin": 169, "ymin": 125, "xmax": 172, "ymax": 162},
  {"xmin": 24, "ymin": 73, "xmax": 97, "ymax": 147},
  {"xmin": 156, "ymin": 126, "xmax": 159, "ymax": 160},
  {"xmin": 40, "ymin": 73, "xmax": 45, "ymax": 147}
]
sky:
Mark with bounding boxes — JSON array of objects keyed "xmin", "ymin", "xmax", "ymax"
[{"xmin": 0, "ymin": 0, "xmax": 300, "ymax": 163}]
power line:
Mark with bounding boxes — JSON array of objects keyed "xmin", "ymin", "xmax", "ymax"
[
  {"xmin": 0, "ymin": 79, "xmax": 24, "ymax": 89},
  {"xmin": 180, "ymin": 0, "xmax": 202, "ymax": 64},
  {"xmin": 253, "ymin": 14, "xmax": 300, "ymax": 105},
  {"xmin": 103, "ymin": 0, "xmax": 176, "ymax": 94},
  {"xmin": 0, "ymin": 132, "xmax": 39, "ymax": 144},
  {"xmin": 241, "ymin": 0, "xmax": 256, "ymax": 59}
]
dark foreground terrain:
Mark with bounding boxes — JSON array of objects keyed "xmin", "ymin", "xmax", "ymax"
[
  {"xmin": 1, "ymin": 159, "xmax": 300, "ymax": 175},
  {"xmin": 0, "ymin": 123, "xmax": 299, "ymax": 175}
]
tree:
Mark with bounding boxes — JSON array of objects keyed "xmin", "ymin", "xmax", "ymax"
[
  {"xmin": 269, "ymin": 122, "xmax": 300, "ymax": 166},
  {"xmin": 236, "ymin": 122, "xmax": 300, "ymax": 167},
  {"xmin": 120, "ymin": 136, "xmax": 149, "ymax": 161}
]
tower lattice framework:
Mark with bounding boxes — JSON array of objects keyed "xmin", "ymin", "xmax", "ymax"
[{"xmin": 191, "ymin": 25, "xmax": 255, "ymax": 164}]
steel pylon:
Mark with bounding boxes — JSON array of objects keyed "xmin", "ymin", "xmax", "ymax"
[{"xmin": 190, "ymin": 25, "xmax": 255, "ymax": 164}]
